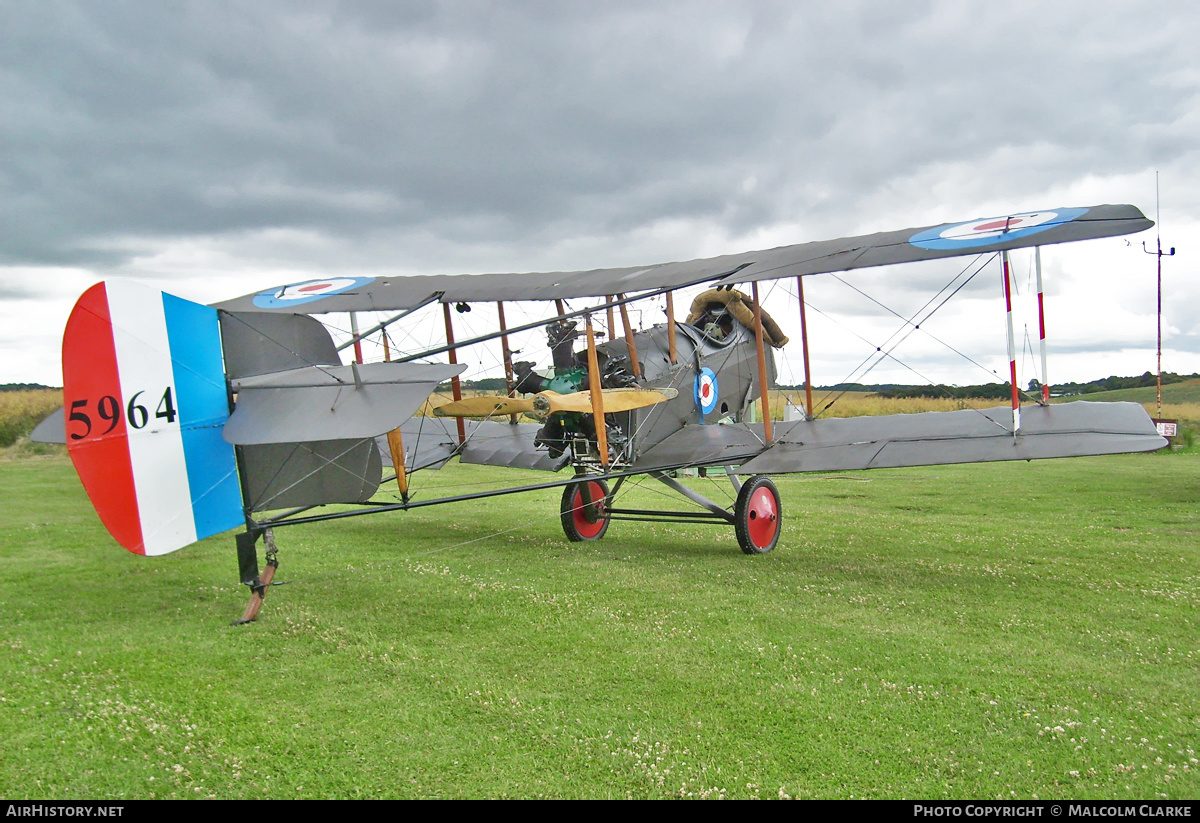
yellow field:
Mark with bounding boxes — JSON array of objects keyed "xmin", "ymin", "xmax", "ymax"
[
  {"xmin": 0, "ymin": 388, "xmax": 61, "ymax": 421},
  {"xmin": 0, "ymin": 389, "xmax": 63, "ymax": 452},
  {"xmin": 772, "ymin": 390, "xmax": 1001, "ymax": 419},
  {"xmin": 1150, "ymin": 402, "xmax": 1200, "ymax": 425}
]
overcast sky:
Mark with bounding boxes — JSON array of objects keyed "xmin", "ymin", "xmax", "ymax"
[{"xmin": 3, "ymin": 0, "xmax": 1198, "ymax": 390}]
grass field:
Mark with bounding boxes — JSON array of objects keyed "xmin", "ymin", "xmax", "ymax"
[{"xmin": 1, "ymin": 452, "xmax": 1196, "ymax": 799}]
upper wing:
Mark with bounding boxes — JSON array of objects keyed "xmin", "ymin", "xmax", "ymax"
[{"xmin": 212, "ymin": 204, "xmax": 1151, "ymax": 314}]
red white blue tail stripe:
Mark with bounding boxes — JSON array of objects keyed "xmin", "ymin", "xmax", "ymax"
[{"xmin": 63, "ymin": 281, "xmax": 244, "ymax": 555}]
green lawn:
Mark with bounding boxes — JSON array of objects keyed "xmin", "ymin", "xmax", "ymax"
[{"xmin": 1, "ymin": 455, "xmax": 1196, "ymax": 799}]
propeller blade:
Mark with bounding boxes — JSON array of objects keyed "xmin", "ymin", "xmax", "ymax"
[
  {"xmin": 536, "ymin": 387, "xmax": 679, "ymax": 416},
  {"xmin": 433, "ymin": 395, "xmax": 534, "ymax": 418},
  {"xmin": 435, "ymin": 387, "xmax": 678, "ymax": 419}
]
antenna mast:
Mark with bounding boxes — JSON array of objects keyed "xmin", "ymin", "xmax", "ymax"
[{"xmin": 1142, "ymin": 172, "xmax": 1175, "ymax": 419}]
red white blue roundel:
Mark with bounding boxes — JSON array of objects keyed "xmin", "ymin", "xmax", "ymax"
[
  {"xmin": 252, "ymin": 276, "xmax": 375, "ymax": 309},
  {"xmin": 909, "ymin": 208, "xmax": 1088, "ymax": 250},
  {"xmin": 695, "ymin": 367, "xmax": 719, "ymax": 416}
]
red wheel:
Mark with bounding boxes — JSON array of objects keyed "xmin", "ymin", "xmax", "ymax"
[
  {"xmin": 561, "ymin": 479, "xmax": 610, "ymax": 542},
  {"xmin": 734, "ymin": 475, "xmax": 780, "ymax": 554}
]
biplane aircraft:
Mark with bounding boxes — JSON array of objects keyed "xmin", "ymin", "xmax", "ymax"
[{"xmin": 39, "ymin": 203, "xmax": 1167, "ymax": 622}]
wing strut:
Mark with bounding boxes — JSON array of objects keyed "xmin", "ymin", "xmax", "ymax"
[
  {"xmin": 1035, "ymin": 247, "xmax": 1050, "ymax": 404},
  {"xmin": 584, "ymin": 315, "xmax": 609, "ymax": 468},
  {"xmin": 1001, "ymin": 250, "xmax": 1021, "ymax": 434},
  {"xmin": 387, "ymin": 428, "xmax": 409, "ymax": 499},
  {"xmin": 349, "ymin": 311, "xmax": 364, "ymax": 364},
  {"xmin": 606, "ymin": 297, "xmax": 616, "ymax": 343},
  {"xmin": 618, "ymin": 295, "xmax": 641, "ymax": 379},
  {"xmin": 442, "ymin": 303, "xmax": 467, "ymax": 445},
  {"xmin": 497, "ymin": 301, "xmax": 518, "ymax": 424},
  {"xmin": 751, "ymin": 281, "xmax": 773, "ymax": 443},
  {"xmin": 379, "ymin": 331, "xmax": 410, "ymax": 500},
  {"xmin": 665, "ymin": 291, "xmax": 678, "ymax": 364},
  {"xmin": 796, "ymin": 276, "xmax": 814, "ymax": 420}
]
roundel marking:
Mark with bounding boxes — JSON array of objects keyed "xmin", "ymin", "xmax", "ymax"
[
  {"xmin": 252, "ymin": 276, "xmax": 376, "ymax": 309},
  {"xmin": 695, "ymin": 367, "xmax": 719, "ymax": 416},
  {"xmin": 909, "ymin": 207, "xmax": 1089, "ymax": 250}
]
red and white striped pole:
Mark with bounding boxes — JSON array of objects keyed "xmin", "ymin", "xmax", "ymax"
[
  {"xmin": 349, "ymin": 311, "xmax": 364, "ymax": 364},
  {"xmin": 1001, "ymin": 250, "xmax": 1021, "ymax": 433},
  {"xmin": 1035, "ymin": 247, "xmax": 1050, "ymax": 404}
]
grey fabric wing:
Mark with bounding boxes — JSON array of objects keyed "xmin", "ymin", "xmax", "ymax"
[
  {"xmin": 718, "ymin": 204, "xmax": 1152, "ymax": 284},
  {"xmin": 375, "ymin": 416, "xmax": 462, "ymax": 472},
  {"xmin": 374, "ymin": 418, "xmax": 570, "ymax": 473},
  {"xmin": 224, "ymin": 362, "xmax": 465, "ymax": 445},
  {"xmin": 632, "ymin": 422, "xmax": 767, "ymax": 471},
  {"xmin": 459, "ymin": 421, "xmax": 572, "ymax": 472},
  {"xmin": 211, "ymin": 204, "xmax": 1151, "ymax": 313},
  {"xmin": 737, "ymin": 401, "xmax": 1165, "ymax": 474}
]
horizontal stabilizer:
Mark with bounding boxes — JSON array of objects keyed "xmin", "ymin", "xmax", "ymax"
[
  {"xmin": 737, "ymin": 402, "xmax": 1165, "ymax": 474},
  {"xmin": 224, "ymin": 362, "xmax": 465, "ymax": 445},
  {"xmin": 30, "ymin": 407, "xmax": 65, "ymax": 444}
]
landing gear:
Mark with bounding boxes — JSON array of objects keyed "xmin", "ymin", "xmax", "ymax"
[
  {"xmin": 233, "ymin": 527, "xmax": 281, "ymax": 625},
  {"xmin": 558, "ymin": 471, "xmax": 780, "ymax": 554},
  {"xmin": 734, "ymin": 475, "xmax": 780, "ymax": 554},
  {"xmin": 561, "ymin": 478, "xmax": 610, "ymax": 542}
]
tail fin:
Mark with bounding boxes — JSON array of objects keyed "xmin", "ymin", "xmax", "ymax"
[
  {"xmin": 64, "ymin": 281, "xmax": 471, "ymax": 554},
  {"xmin": 63, "ymin": 281, "xmax": 244, "ymax": 555}
]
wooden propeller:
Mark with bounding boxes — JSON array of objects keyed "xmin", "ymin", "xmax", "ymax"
[
  {"xmin": 433, "ymin": 387, "xmax": 678, "ymax": 419},
  {"xmin": 432, "ymin": 395, "xmax": 535, "ymax": 418}
]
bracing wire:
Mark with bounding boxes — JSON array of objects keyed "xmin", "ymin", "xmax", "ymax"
[{"xmin": 809, "ymin": 254, "xmax": 1007, "ymax": 415}]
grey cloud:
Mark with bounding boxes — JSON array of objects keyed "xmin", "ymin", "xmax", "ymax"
[
  {"xmin": 3, "ymin": 1, "xmax": 1199, "ymax": 384},
  {"xmin": 6, "ymin": 1, "xmax": 1197, "ymax": 271}
]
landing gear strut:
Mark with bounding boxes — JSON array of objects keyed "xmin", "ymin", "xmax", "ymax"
[{"xmin": 233, "ymin": 527, "xmax": 280, "ymax": 625}]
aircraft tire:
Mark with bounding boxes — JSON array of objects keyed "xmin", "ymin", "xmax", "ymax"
[
  {"xmin": 561, "ymin": 478, "xmax": 610, "ymax": 542},
  {"xmin": 734, "ymin": 475, "xmax": 781, "ymax": 554}
]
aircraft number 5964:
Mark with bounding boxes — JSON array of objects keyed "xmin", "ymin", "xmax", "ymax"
[{"xmin": 68, "ymin": 387, "xmax": 178, "ymax": 440}]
